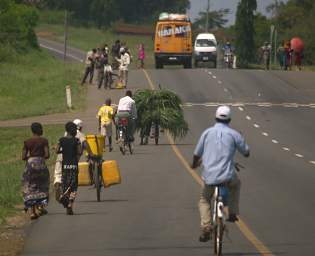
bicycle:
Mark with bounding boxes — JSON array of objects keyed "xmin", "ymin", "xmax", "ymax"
[
  {"xmin": 88, "ymin": 155, "xmax": 103, "ymax": 202},
  {"xmin": 117, "ymin": 116, "xmax": 133, "ymax": 155},
  {"xmin": 212, "ymin": 163, "xmax": 243, "ymax": 255},
  {"xmin": 212, "ymin": 184, "xmax": 228, "ymax": 256}
]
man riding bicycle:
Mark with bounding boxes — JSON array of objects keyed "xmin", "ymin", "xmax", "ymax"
[
  {"xmin": 191, "ymin": 106, "xmax": 250, "ymax": 242},
  {"xmin": 116, "ymin": 90, "xmax": 137, "ymax": 142}
]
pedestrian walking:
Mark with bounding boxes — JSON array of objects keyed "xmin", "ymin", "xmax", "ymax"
[
  {"xmin": 116, "ymin": 48, "xmax": 130, "ymax": 88},
  {"xmin": 111, "ymin": 40, "xmax": 121, "ymax": 70},
  {"xmin": 81, "ymin": 49, "xmax": 96, "ymax": 85},
  {"xmin": 22, "ymin": 122, "xmax": 50, "ymax": 220},
  {"xmin": 54, "ymin": 119, "xmax": 93, "ymax": 201},
  {"xmin": 56, "ymin": 122, "xmax": 82, "ymax": 215},
  {"xmin": 98, "ymin": 98, "xmax": 115, "ymax": 152},
  {"xmin": 97, "ymin": 52, "xmax": 110, "ymax": 89},
  {"xmin": 277, "ymin": 43, "xmax": 285, "ymax": 70},
  {"xmin": 138, "ymin": 43, "xmax": 145, "ymax": 68}
]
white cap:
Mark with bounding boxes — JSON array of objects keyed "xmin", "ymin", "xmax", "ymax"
[
  {"xmin": 215, "ymin": 106, "xmax": 231, "ymax": 120},
  {"xmin": 73, "ymin": 119, "xmax": 83, "ymax": 129}
]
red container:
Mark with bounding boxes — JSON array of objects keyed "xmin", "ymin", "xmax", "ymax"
[{"xmin": 290, "ymin": 37, "xmax": 304, "ymax": 53}]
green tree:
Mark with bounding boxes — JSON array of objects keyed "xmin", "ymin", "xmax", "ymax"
[
  {"xmin": 193, "ymin": 9, "xmax": 229, "ymax": 31},
  {"xmin": 235, "ymin": 0, "xmax": 257, "ymax": 67}
]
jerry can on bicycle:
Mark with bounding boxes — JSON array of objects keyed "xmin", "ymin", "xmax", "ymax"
[
  {"xmin": 102, "ymin": 160, "xmax": 121, "ymax": 187},
  {"xmin": 78, "ymin": 162, "xmax": 92, "ymax": 186}
]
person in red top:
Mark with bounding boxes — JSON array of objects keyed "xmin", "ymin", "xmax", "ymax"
[{"xmin": 22, "ymin": 122, "xmax": 50, "ymax": 220}]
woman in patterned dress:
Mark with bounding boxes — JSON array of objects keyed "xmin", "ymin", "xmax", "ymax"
[{"xmin": 22, "ymin": 123, "xmax": 50, "ymax": 220}]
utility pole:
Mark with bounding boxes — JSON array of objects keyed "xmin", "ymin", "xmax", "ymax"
[
  {"xmin": 63, "ymin": 1, "xmax": 68, "ymax": 62},
  {"xmin": 270, "ymin": 25, "xmax": 275, "ymax": 70},
  {"xmin": 205, "ymin": 0, "xmax": 210, "ymax": 32}
]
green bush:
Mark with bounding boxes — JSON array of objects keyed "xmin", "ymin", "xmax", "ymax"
[{"xmin": 0, "ymin": 0, "xmax": 39, "ymax": 57}]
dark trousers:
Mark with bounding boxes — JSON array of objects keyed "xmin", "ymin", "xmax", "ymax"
[{"xmin": 81, "ymin": 66, "xmax": 94, "ymax": 84}]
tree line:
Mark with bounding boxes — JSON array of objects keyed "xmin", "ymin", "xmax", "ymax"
[{"xmin": 40, "ymin": 0, "xmax": 190, "ymax": 27}]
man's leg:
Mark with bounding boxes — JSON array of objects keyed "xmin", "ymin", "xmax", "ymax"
[
  {"xmin": 98, "ymin": 71, "xmax": 104, "ymax": 89},
  {"xmin": 81, "ymin": 67, "xmax": 90, "ymax": 84},
  {"xmin": 89, "ymin": 66, "xmax": 94, "ymax": 84},
  {"xmin": 227, "ymin": 174, "xmax": 241, "ymax": 221},
  {"xmin": 198, "ymin": 183, "xmax": 214, "ymax": 242}
]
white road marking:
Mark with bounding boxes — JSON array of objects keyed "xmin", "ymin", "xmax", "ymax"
[
  {"xmin": 224, "ymin": 88, "xmax": 228, "ymax": 92},
  {"xmin": 212, "ymin": 76, "xmax": 217, "ymax": 79},
  {"xmin": 295, "ymin": 154, "xmax": 304, "ymax": 158},
  {"xmin": 246, "ymin": 116, "xmax": 251, "ymax": 120},
  {"xmin": 257, "ymin": 103, "xmax": 272, "ymax": 107},
  {"xmin": 208, "ymin": 71, "xmax": 212, "ymax": 75},
  {"xmin": 238, "ymin": 107, "xmax": 244, "ymax": 111},
  {"xmin": 254, "ymin": 124, "xmax": 260, "ymax": 128},
  {"xmin": 262, "ymin": 132, "xmax": 269, "ymax": 136},
  {"xmin": 272, "ymin": 140, "xmax": 279, "ymax": 144},
  {"xmin": 40, "ymin": 44, "xmax": 84, "ymax": 62},
  {"xmin": 309, "ymin": 161, "xmax": 315, "ymax": 165},
  {"xmin": 282, "ymin": 147, "xmax": 290, "ymax": 151},
  {"xmin": 258, "ymin": 93, "xmax": 261, "ymax": 97},
  {"xmin": 218, "ymin": 81, "xmax": 222, "ymax": 84}
]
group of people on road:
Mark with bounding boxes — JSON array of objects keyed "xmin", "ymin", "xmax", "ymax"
[
  {"xmin": 260, "ymin": 40, "xmax": 304, "ymax": 71},
  {"xmin": 81, "ymin": 41, "xmax": 145, "ymax": 89},
  {"xmin": 22, "ymin": 121, "xmax": 83, "ymax": 218},
  {"xmin": 22, "ymin": 91, "xmax": 138, "ymax": 218}
]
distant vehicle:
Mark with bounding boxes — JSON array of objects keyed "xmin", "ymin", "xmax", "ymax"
[
  {"xmin": 154, "ymin": 13, "xmax": 193, "ymax": 69},
  {"xmin": 194, "ymin": 33, "xmax": 217, "ymax": 68}
]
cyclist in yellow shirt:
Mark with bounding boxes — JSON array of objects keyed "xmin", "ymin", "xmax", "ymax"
[{"xmin": 97, "ymin": 98, "xmax": 115, "ymax": 151}]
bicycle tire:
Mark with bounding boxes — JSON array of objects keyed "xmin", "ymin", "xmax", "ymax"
[
  {"xmin": 214, "ymin": 218, "xmax": 224, "ymax": 255},
  {"xmin": 94, "ymin": 164, "xmax": 101, "ymax": 202}
]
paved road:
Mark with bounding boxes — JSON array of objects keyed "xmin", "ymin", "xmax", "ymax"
[{"xmin": 23, "ymin": 40, "xmax": 315, "ymax": 255}]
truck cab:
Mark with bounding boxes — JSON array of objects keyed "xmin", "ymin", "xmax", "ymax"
[{"xmin": 194, "ymin": 33, "xmax": 217, "ymax": 68}]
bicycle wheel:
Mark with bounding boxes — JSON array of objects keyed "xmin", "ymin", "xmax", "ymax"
[
  {"xmin": 214, "ymin": 218, "xmax": 224, "ymax": 255},
  {"xmin": 94, "ymin": 163, "xmax": 101, "ymax": 202}
]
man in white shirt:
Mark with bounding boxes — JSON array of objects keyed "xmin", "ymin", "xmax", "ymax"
[
  {"xmin": 116, "ymin": 48, "xmax": 131, "ymax": 87},
  {"xmin": 116, "ymin": 90, "xmax": 137, "ymax": 141},
  {"xmin": 81, "ymin": 49, "xmax": 96, "ymax": 85}
]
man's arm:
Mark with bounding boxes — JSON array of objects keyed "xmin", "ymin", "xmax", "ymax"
[{"xmin": 191, "ymin": 155, "xmax": 201, "ymax": 169}]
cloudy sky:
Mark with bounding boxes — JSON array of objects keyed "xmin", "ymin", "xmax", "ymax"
[{"xmin": 188, "ymin": 0, "xmax": 285, "ymax": 25}]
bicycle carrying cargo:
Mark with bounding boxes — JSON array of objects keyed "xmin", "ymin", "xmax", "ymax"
[
  {"xmin": 102, "ymin": 160, "xmax": 121, "ymax": 187},
  {"xmin": 78, "ymin": 162, "xmax": 92, "ymax": 186},
  {"xmin": 86, "ymin": 135, "xmax": 105, "ymax": 156}
]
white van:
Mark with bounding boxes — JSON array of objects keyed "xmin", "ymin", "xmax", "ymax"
[{"xmin": 194, "ymin": 33, "xmax": 217, "ymax": 68}]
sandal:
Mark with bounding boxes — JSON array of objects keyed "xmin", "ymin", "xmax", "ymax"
[
  {"xmin": 30, "ymin": 213, "xmax": 39, "ymax": 220},
  {"xmin": 38, "ymin": 207, "xmax": 48, "ymax": 216}
]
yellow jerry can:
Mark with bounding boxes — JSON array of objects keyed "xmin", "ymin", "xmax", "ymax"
[
  {"xmin": 102, "ymin": 160, "xmax": 121, "ymax": 187},
  {"xmin": 78, "ymin": 162, "xmax": 92, "ymax": 186}
]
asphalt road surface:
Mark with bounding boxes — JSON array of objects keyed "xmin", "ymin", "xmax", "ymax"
[{"xmin": 23, "ymin": 40, "xmax": 315, "ymax": 255}]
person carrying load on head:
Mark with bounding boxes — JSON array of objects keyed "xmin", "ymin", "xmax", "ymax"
[
  {"xmin": 116, "ymin": 90, "xmax": 137, "ymax": 142},
  {"xmin": 97, "ymin": 98, "xmax": 115, "ymax": 152}
]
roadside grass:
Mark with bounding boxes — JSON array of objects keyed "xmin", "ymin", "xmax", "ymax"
[
  {"xmin": 0, "ymin": 49, "xmax": 86, "ymax": 121},
  {"xmin": 0, "ymin": 125, "xmax": 64, "ymax": 224},
  {"xmin": 36, "ymin": 23, "xmax": 155, "ymax": 68}
]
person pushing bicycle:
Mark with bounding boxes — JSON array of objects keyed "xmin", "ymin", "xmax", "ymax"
[{"xmin": 191, "ymin": 106, "xmax": 250, "ymax": 242}]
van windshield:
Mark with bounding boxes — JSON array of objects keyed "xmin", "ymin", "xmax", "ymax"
[{"xmin": 196, "ymin": 39, "xmax": 216, "ymax": 47}]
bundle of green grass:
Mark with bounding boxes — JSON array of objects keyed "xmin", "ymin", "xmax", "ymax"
[{"xmin": 134, "ymin": 89, "xmax": 188, "ymax": 140}]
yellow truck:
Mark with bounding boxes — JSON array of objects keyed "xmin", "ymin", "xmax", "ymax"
[{"xmin": 154, "ymin": 13, "xmax": 192, "ymax": 69}]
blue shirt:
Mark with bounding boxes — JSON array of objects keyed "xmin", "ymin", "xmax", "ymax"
[{"xmin": 194, "ymin": 123, "xmax": 249, "ymax": 185}]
